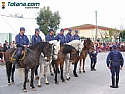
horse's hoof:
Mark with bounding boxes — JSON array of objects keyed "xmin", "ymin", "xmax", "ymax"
[
  {"xmin": 46, "ymin": 83, "xmax": 49, "ymax": 85},
  {"xmin": 55, "ymin": 81, "xmax": 59, "ymax": 84},
  {"xmin": 38, "ymin": 85, "xmax": 42, "ymax": 87},
  {"xmin": 8, "ymin": 83, "xmax": 11, "ymax": 86},
  {"xmin": 51, "ymin": 73, "xmax": 54, "ymax": 76},
  {"xmin": 83, "ymin": 70, "xmax": 85, "ymax": 73},
  {"xmin": 35, "ymin": 77, "xmax": 39, "ymax": 80},
  {"xmin": 79, "ymin": 71, "xmax": 82, "ymax": 73},
  {"xmin": 32, "ymin": 88, "xmax": 36, "ymax": 91},
  {"xmin": 12, "ymin": 82, "xmax": 15, "ymax": 84},
  {"xmin": 62, "ymin": 79, "xmax": 66, "ymax": 83},
  {"xmin": 74, "ymin": 74, "xmax": 78, "ymax": 77},
  {"xmin": 23, "ymin": 89, "xmax": 27, "ymax": 92}
]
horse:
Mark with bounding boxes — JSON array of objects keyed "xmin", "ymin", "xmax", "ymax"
[
  {"xmin": 65, "ymin": 40, "xmax": 84, "ymax": 78},
  {"xmin": 37, "ymin": 40, "xmax": 60, "ymax": 87},
  {"xmin": 79, "ymin": 38, "xmax": 94, "ymax": 73},
  {"xmin": 35, "ymin": 40, "xmax": 60, "ymax": 80},
  {"xmin": 5, "ymin": 42, "xmax": 53, "ymax": 92},
  {"xmin": 52, "ymin": 44, "xmax": 79, "ymax": 84}
]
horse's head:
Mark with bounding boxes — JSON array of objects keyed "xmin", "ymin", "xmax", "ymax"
[
  {"xmin": 70, "ymin": 49, "xmax": 79, "ymax": 64},
  {"xmin": 84, "ymin": 38, "xmax": 94, "ymax": 50},
  {"xmin": 43, "ymin": 43, "xmax": 53, "ymax": 61},
  {"xmin": 49, "ymin": 40, "xmax": 60, "ymax": 60}
]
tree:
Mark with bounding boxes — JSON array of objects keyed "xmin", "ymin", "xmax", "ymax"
[
  {"xmin": 109, "ymin": 29, "xmax": 120, "ymax": 42},
  {"xmin": 36, "ymin": 6, "xmax": 61, "ymax": 35}
]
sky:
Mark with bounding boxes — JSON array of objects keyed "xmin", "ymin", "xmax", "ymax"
[{"xmin": 0, "ymin": 0, "xmax": 125, "ymax": 30}]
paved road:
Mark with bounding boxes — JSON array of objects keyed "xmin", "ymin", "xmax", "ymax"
[{"xmin": 0, "ymin": 52, "xmax": 125, "ymax": 94}]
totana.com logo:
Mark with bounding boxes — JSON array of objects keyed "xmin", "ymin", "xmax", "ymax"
[{"xmin": 2, "ymin": 2, "xmax": 5, "ymax": 9}]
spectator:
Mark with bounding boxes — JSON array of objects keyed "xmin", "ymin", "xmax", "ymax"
[
  {"xmin": 3, "ymin": 42, "xmax": 10, "ymax": 52},
  {"xmin": 0, "ymin": 43, "xmax": 4, "ymax": 59}
]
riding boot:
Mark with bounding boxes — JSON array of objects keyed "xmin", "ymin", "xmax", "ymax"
[
  {"xmin": 110, "ymin": 76, "xmax": 115, "ymax": 88},
  {"xmin": 116, "ymin": 76, "xmax": 119, "ymax": 88},
  {"xmin": 15, "ymin": 55, "xmax": 19, "ymax": 69},
  {"xmin": 91, "ymin": 61, "xmax": 93, "ymax": 71}
]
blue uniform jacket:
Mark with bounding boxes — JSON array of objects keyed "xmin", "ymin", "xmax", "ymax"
[
  {"xmin": 89, "ymin": 50, "xmax": 98, "ymax": 60},
  {"xmin": 15, "ymin": 33, "xmax": 29, "ymax": 47},
  {"xmin": 73, "ymin": 35, "xmax": 80, "ymax": 40},
  {"xmin": 32, "ymin": 34, "xmax": 42, "ymax": 44},
  {"xmin": 45, "ymin": 33, "xmax": 55, "ymax": 42},
  {"xmin": 55, "ymin": 33, "xmax": 65, "ymax": 45},
  {"xmin": 106, "ymin": 50, "xmax": 124, "ymax": 67},
  {"xmin": 65, "ymin": 33, "xmax": 73, "ymax": 43}
]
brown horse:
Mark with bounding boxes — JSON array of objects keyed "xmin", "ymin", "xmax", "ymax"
[
  {"xmin": 5, "ymin": 42, "xmax": 53, "ymax": 92},
  {"xmin": 79, "ymin": 38, "xmax": 94, "ymax": 73},
  {"xmin": 52, "ymin": 44, "xmax": 79, "ymax": 84}
]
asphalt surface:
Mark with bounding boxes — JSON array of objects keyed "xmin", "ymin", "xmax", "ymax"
[{"xmin": 0, "ymin": 52, "xmax": 125, "ymax": 94}]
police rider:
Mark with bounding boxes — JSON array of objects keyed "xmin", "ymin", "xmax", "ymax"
[
  {"xmin": 55, "ymin": 28, "xmax": 65, "ymax": 45},
  {"xmin": 15, "ymin": 27, "xmax": 30, "ymax": 69}
]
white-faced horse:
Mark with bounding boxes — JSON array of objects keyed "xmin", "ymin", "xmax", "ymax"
[
  {"xmin": 37, "ymin": 40, "xmax": 60, "ymax": 87},
  {"xmin": 65, "ymin": 40, "xmax": 84, "ymax": 79}
]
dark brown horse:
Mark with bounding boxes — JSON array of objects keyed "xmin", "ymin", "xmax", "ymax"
[
  {"xmin": 5, "ymin": 42, "xmax": 53, "ymax": 92},
  {"xmin": 78, "ymin": 38, "xmax": 94, "ymax": 73},
  {"xmin": 52, "ymin": 44, "xmax": 79, "ymax": 84}
]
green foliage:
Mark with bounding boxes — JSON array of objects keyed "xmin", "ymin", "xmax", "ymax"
[
  {"xmin": 36, "ymin": 6, "xmax": 61, "ymax": 35},
  {"xmin": 120, "ymin": 30, "xmax": 125, "ymax": 38}
]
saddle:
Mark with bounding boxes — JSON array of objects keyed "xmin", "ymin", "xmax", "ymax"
[{"xmin": 10, "ymin": 50, "xmax": 26, "ymax": 61}]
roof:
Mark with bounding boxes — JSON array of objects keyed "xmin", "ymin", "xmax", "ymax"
[
  {"xmin": 0, "ymin": 15, "xmax": 44, "ymax": 36},
  {"xmin": 64, "ymin": 24, "xmax": 112, "ymax": 31}
]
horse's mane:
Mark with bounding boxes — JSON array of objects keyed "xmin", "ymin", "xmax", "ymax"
[
  {"xmin": 62, "ymin": 44, "xmax": 76, "ymax": 54},
  {"xmin": 67, "ymin": 40, "xmax": 81, "ymax": 48},
  {"xmin": 29, "ymin": 42, "xmax": 48, "ymax": 50}
]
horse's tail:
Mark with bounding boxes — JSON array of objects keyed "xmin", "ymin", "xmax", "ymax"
[{"xmin": 18, "ymin": 68, "xmax": 24, "ymax": 77}]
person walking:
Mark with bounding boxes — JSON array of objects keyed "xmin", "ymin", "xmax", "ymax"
[{"xmin": 106, "ymin": 45, "xmax": 124, "ymax": 88}]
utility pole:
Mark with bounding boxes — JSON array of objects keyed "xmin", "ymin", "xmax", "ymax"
[{"xmin": 95, "ymin": 10, "xmax": 98, "ymax": 42}]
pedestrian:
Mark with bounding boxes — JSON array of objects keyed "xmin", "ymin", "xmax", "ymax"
[
  {"xmin": 89, "ymin": 49, "xmax": 98, "ymax": 71},
  {"xmin": 55, "ymin": 28, "xmax": 65, "ymax": 45},
  {"xmin": 72, "ymin": 30, "xmax": 80, "ymax": 40},
  {"xmin": 46, "ymin": 28, "xmax": 55, "ymax": 42},
  {"xmin": 65, "ymin": 28, "xmax": 73, "ymax": 43},
  {"xmin": 15, "ymin": 27, "xmax": 30, "ymax": 69},
  {"xmin": 106, "ymin": 45, "xmax": 124, "ymax": 88}
]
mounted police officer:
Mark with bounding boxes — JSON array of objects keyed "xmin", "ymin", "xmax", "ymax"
[
  {"xmin": 46, "ymin": 28, "xmax": 55, "ymax": 42},
  {"xmin": 32, "ymin": 28, "xmax": 42, "ymax": 44},
  {"xmin": 106, "ymin": 45, "xmax": 124, "ymax": 88},
  {"xmin": 15, "ymin": 27, "xmax": 30, "ymax": 69},
  {"xmin": 32, "ymin": 28, "xmax": 42, "ymax": 78},
  {"xmin": 55, "ymin": 28, "xmax": 65, "ymax": 45},
  {"xmin": 73, "ymin": 30, "xmax": 80, "ymax": 40},
  {"xmin": 65, "ymin": 28, "xmax": 73, "ymax": 43}
]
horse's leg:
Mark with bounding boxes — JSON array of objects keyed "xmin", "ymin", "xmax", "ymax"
[
  {"xmin": 79, "ymin": 58, "xmax": 83, "ymax": 73},
  {"xmin": 6, "ymin": 62, "xmax": 12, "ymax": 85},
  {"xmin": 82, "ymin": 58, "xmax": 86, "ymax": 73},
  {"xmin": 54, "ymin": 63, "xmax": 59, "ymax": 84},
  {"xmin": 73, "ymin": 56, "xmax": 79, "ymax": 77},
  {"xmin": 23, "ymin": 68, "xmax": 28, "ymax": 92},
  {"xmin": 49, "ymin": 63, "xmax": 54, "ymax": 75},
  {"xmin": 60, "ymin": 63, "xmax": 65, "ymax": 82},
  {"xmin": 65, "ymin": 59, "xmax": 71, "ymax": 80},
  {"xmin": 11, "ymin": 64, "xmax": 15, "ymax": 84},
  {"xmin": 44, "ymin": 65, "xmax": 49, "ymax": 85},
  {"xmin": 30, "ymin": 68, "xmax": 36, "ymax": 91},
  {"xmin": 38, "ymin": 63, "xmax": 44, "ymax": 87},
  {"xmin": 73, "ymin": 62, "xmax": 78, "ymax": 77},
  {"xmin": 35, "ymin": 65, "xmax": 39, "ymax": 80}
]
